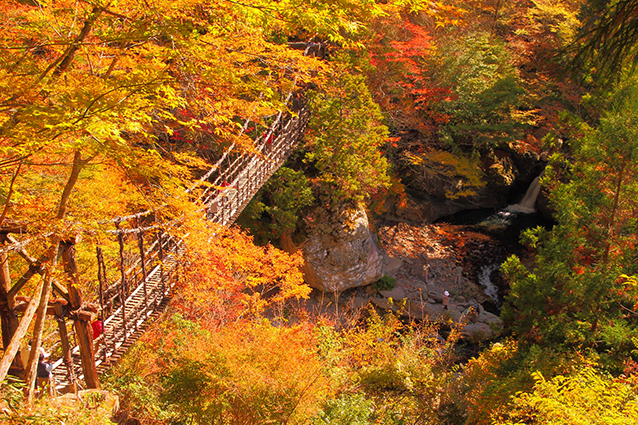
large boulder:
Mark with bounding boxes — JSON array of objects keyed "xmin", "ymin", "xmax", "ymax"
[
  {"xmin": 461, "ymin": 322, "xmax": 499, "ymax": 343},
  {"xmin": 301, "ymin": 204, "xmax": 384, "ymax": 292},
  {"xmin": 460, "ymin": 309, "xmax": 504, "ymax": 343}
]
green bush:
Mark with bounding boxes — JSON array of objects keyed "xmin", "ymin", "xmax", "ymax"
[{"xmin": 374, "ymin": 275, "xmax": 396, "ymax": 291}]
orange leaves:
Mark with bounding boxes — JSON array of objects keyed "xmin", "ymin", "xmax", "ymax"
[
  {"xmin": 121, "ymin": 317, "xmax": 328, "ymax": 423},
  {"xmin": 387, "ymin": 23, "xmax": 435, "ymax": 64},
  {"xmin": 365, "ymin": 14, "xmax": 454, "ymax": 132},
  {"xmin": 572, "ymin": 266, "xmax": 586, "ymax": 275},
  {"xmin": 174, "ymin": 225, "xmax": 309, "ymax": 325},
  {"xmin": 0, "ymin": 0, "xmax": 329, "ymax": 242}
]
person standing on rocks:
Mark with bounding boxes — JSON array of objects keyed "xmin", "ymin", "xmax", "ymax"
[
  {"xmin": 455, "ymin": 266, "xmax": 463, "ymax": 285},
  {"xmin": 466, "ymin": 303, "xmax": 480, "ymax": 323},
  {"xmin": 443, "ymin": 291, "xmax": 450, "ymax": 310}
]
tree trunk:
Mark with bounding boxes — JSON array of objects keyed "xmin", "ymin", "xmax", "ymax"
[
  {"xmin": 24, "ymin": 245, "xmax": 59, "ymax": 402},
  {"xmin": 0, "ymin": 283, "xmax": 42, "ymax": 383},
  {"xmin": 602, "ymin": 158, "xmax": 627, "ymax": 266},
  {"xmin": 0, "ymin": 235, "xmax": 18, "ymax": 350}
]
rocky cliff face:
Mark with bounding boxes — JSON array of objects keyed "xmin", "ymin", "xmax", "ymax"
[
  {"xmin": 298, "ymin": 204, "xmax": 384, "ymax": 293},
  {"xmin": 387, "ymin": 144, "xmax": 543, "ymax": 223},
  {"xmin": 298, "ymin": 220, "xmax": 509, "ymax": 344}
]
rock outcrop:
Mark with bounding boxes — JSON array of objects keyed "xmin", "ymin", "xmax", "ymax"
[
  {"xmin": 301, "ymin": 204, "xmax": 384, "ymax": 292},
  {"xmin": 386, "ymin": 143, "xmax": 543, "ymax": 223}
]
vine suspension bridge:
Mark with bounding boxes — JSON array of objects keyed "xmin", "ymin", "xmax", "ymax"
[{"xmin": 0, "ymin": 82, "xmax": 311, "ymax": 393}]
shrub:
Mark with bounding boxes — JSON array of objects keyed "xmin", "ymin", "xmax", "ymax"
[
  {"xmin": 374, "ymin": 274, "xmax": 396, "ymax": 291},
  {"xmin": 494, "ymin": 368, "xmax": 638, "ymax": 425}
]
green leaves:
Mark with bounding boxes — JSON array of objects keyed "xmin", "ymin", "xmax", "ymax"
[
  {"xmin": 304, "ymin": 61, "xmax": 391, "ymax": 204},
  {"xmin": 433, "ymin": 34, "xmax": 528, "ymax": 150},
  {"xmin": 239, "ymin": 167, "xmax": 315, "ymax": 244}
]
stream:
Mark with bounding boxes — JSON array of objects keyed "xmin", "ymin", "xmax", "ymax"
[{"xmin": 436, "ymin": 175, "xmax": 550, "ymax": 309}]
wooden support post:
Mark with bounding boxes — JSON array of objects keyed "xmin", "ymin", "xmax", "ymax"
[
  {"xmin": 54, "ymin": 302, "xmax": 76, "ymax": 393},
  {"xmin": 96, "ymin": 246, "xmax": 107, "ymax": 362},
  {"xmin": 137, "ymin": 224, "xmax": 147, "ymax": 302},
  {"xmin": 0, "ymin": 235, "xmax": 19, "ymax": 362},
  {"xmin": 157, "ymin": 232, "xmax": 165, "ymax": 303},
  {"xmin": 0, "ymin": 283, "xmax": 41, "ymax": 384},
  {"xmin": 115, "ymin": 222, "xmax": 128, "ymax": 296},
  {"xmin": 70, "ymin": 295, "xmax": 99, "ymax": 389},
  {"xmin": 60, "ymin": 240, "xmax": 100, "ymax": 389},
  {"xmin": 119, "ymin": 282, "xmax": 127, "ymax": 342},
  {"xmin": 24, "ymin": 246, "xmax": 58, "ymax": 403},
  {"xmin": 115, "ymin": 223, "xmax": 129, "ymax": 341},
  {"xmin": 96, "ymin": 246, "xmax": 105, "ymax": 315}
]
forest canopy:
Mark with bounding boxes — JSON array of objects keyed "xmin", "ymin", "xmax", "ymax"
[{"xmin": 2, "ymin": 0, "xmax": 638, "ymax": 423}]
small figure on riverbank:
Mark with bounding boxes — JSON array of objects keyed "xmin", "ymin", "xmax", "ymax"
[
  {"xmin": 443, "ymin": 291, "xmax": 450, "ymax": 310},
  {"xmin": 455, "ymin": 266, "xmax": 463, "ymax": 285},
  {"xmin": 465, "ymin": 303, "xmax": 480, "ymax": 323},
  {"xmin": 423, "ymin": 263, "xmax": 430, "ymax": 284}
]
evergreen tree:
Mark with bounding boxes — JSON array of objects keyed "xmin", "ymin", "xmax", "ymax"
[{"xmin": 502, "ymin": 80, "xmax": 638, "ymax": 367}]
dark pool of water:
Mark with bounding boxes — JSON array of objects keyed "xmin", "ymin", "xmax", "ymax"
[{"xmin": 435, "ymin": 208, "xmax": 553, "ymax": 240}]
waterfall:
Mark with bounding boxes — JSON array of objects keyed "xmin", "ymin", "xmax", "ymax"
[
  {"xmin": 504, "ymin": 176, "xmax": 541, "ymax": 214},
  {"xmin": 479, "ymin": 263, "xmax": 501, "ymax": 304}
]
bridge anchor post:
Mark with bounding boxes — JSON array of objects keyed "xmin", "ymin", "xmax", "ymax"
[
  {"xmin": 60, "ymin": 241, "xmax": 100, "ymax": 389},
  {"xmin": 54, "ymin": 302, "xmax": 77, "ymax": 393}
]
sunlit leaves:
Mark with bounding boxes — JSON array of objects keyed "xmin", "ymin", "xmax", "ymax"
[
  {"xmin": 502, "ymin": 81, "xmax": 638, "ymax": 361},
  {"xmin": 304, "ymin": 60, "xmax": 391, "ymax": 204},
  {"xmin": 405, "ymin": 150, "xmax": 485, "ymax": 199},
  {"xmin": 495, "ymin": 369, "xmax": 638, "ymax": 424},
  {"xmin": 173, "ymin": 223, "xmax": 309, "ymax": 324}
]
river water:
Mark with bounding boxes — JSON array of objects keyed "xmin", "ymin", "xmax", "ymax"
[{"xmin": 436, "ymin": 175, "xmax": 550, "ymax": 308}]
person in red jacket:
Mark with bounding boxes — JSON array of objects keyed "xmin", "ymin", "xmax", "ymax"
[{"xmin": 91, "ymin": 319, "xmax": 103, "ymax": 340}]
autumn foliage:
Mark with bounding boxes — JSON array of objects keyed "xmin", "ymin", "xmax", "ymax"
[
  {"xmin": 173, "ymin": 223, "xmax": 310, "ymax": 324},
  {"xmin": 4, "ymin": 0, "xmax": 638, "ymax": 423}
]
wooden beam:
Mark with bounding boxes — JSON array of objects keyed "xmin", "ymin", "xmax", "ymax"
[
  {"xmin": 25, "ymin": 245, "xmax": 58, "ymax": 403},
  {"xmin": 6, "ymin": 259, "xmax": 44, "ymax": 300},
  {"xmin": 60, "ymin": 243, "xmax": 100, "ymax": 389},
  {"xmin": 6, "ymin": 235, "xmax": 69, "ymax": 302},
  {"xmin": 0, "ymin": 227, "xmax": 27, "ymax": 235},
  {"xmin": 54, "ymin": 302, "xmax": 76, "ymax": 393},
  {"xmin": 70, "ymin": 286, "xmax": 99, "ymax": 389},
  {"xmin": 13, "ymin": 297, "xmax": 68, "ymax": 316},
  {"xmin": 0, "ymin": 282, "xmax": 42, "ymax": 383},
  {"xmin": 13, "ymin": 297, "xmax": 98, "ymax": 317}
]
